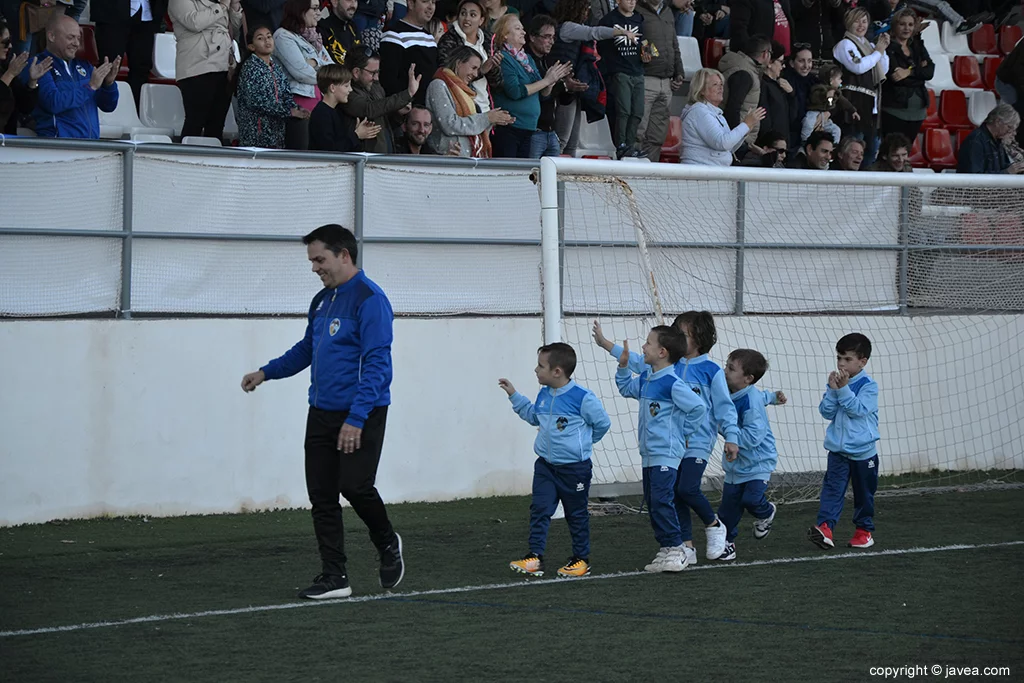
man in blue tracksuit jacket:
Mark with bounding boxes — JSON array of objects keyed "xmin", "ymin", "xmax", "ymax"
[
  {"xmin": 809, "ymin": 333, "xmax": 881, "ymax": 551},
  {"xmin": 241, "ymin": 224, "xmax": 402, "ymax": 600},
  {"xmin": 500, "ymin": 342, "xmax": 611, "ymax": 577},
  {"xmin": 27, "ymin": 16, "xmax": 119, "ymax": 139}
]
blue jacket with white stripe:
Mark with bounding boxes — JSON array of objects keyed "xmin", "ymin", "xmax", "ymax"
[
  {"xmin": 27, "ymin": 52, "xmax": 118, "ymax": 139},
  {"xmin": 616, "ymin": 365, "xmax": 707, "ymax": 469},
  {"xmin": 509, "ymin": 381, "xmax": 611, "ymax": 465},
  {"xmin": 611, "ymin": 345, "xmax": 740, "ymax": 456},
  {"xmin": 819, "ymin": 370, "xmax": 879, "ymax": 460}
]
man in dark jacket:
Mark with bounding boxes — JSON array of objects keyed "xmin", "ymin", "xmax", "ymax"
[
  {"xmin": 90, "ymin": 0, "xmax": 168, "ymax": 107},
  {"xmin": 635, "ymin": 0, "xmax": 684, "ymax": 161},
  {"xmin": 958, "ymin": 103, "xmax": 1023, "ymax": 174},
  {"xmin": 319, "ymin": 0, "xmax": 362, "ymax": 65},
  {"xmin": 730, "ymin": 0, "xmax": 791, "ymax": 54},
  {"xmin": 342, "ymin": 50, "xmax": 420, "ymax": 153},
  {"xmin": 241, "ymin": 224, "xmax": 405, "ymax": 601}
]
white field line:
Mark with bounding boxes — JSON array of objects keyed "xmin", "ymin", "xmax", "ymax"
[{"xmin": 3, "ymin": 540, "xmax": 1022, "ymax": 638}]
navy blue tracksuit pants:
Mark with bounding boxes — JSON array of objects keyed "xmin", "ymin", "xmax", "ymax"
[
  {"xmin": 643, "ymin": 465, "xmax": 683, "ymax": 548},
  {"xmin": 675, "ymin": 455, "xmax": 718, "ymax": 542},
  {"xmin": 718, "ymin": 479, "xmax": 773, "ymax": 542},
  {"xmin": 529, "ymin": 458, "xmax": 593, "ymax": 559},
  {"xmin": 816, "ymin": 452, "xmax": 879, "ymax": 532}
]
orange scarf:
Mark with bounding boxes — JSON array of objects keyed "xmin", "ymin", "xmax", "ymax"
[{"xmin": 434, "ymin": 67, "xmax": 492, "ymax": 158}]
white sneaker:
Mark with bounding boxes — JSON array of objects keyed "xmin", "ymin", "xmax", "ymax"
[
  {"xmin": 753, "ymin": 502, "xmax": 777, "ymax": 539},
  {"xmin": 705, "ymin": 517, "xmax": 727, "ymax": 560},
  {"xmin": 645, "ymin": 546, "xmax": 686, "ymax": 572},
  {"xmin": 644, "ymin": 547, "xmax": 671, "ymax": 572},
  {"xmin": 681, "ymin": 545, "xmax": 697, "ymax": 568}
]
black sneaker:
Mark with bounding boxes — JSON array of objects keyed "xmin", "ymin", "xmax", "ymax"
[
  {"xmin": 717, "ymin": 542, "xmax": 736, "ymax": 561},
  {"xmin": 955, "ymin": 18, "xmax": 984, "ymax": 34},
  {"xmin": 298, "ymin": 573, "xmax": 351, "ymax": 599},
  {"xmin": 379, "ymin": 532, "xmax": 405, "ymax": 589}
]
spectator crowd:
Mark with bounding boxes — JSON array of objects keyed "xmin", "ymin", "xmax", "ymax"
[{"xmin": 0, "ymin": 0, "xmax": 1022, "ymax": 173}]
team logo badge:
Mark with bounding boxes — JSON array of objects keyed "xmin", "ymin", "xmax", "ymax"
[
  {"xmin": 77, "ymin": 65, "xmax": 88, "ymax": 77},
  {"xmin": 692, "ymin": 387, "xmax": 701, "ymax": 395},
  {"xmin": 649, "ymin": 401, "xmax": 661, "ymax": 417},
  {"xmin": 329, "ymin": 318, "xmax": 341, "ymax": 336},
  {"xmin": 576, "ymin": 482, "xmax": 585, "ymax": 492},
  {"xmin": 556, "ymin": 417, "xmax": 568, "ymax": 432}
]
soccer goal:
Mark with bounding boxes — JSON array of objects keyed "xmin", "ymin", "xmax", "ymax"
[{"xmin": 538, "ymin": 157, "xmax": 1024, "ymax": 504}]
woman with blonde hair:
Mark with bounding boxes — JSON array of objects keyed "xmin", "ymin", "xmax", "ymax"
[
  {"xmin": 832, "ymin": 6, "xmax": 889, "ymax": 167},
  {"xmin": 679, "ymin": 67, "xmax": 765, "ymax": 166}
]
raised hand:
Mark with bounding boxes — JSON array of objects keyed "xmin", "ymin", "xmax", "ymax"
[
  {"xmin": 28, "ymin": 55, "xmax": 53, "ymax": 83},
  {"xmin": 742, "ymin": 107, "xmax": 767, "ymax": 128},
  {"xmin": 90, "ymin": 59, "xmax": 113, "ymax": 90},
  {"xmin": 592, "ymin": 320, "xmax": 612, "ymax": 351},
  {"xmin": 545, "ymin": 61, "xmax": 573, "ymax": 85},
  {"xmin": 486, "ymin": 108, "xmax": 514, "ymax": 125},
  {"xmin": 407, "ymin": 63, "xmax": 422, "ymax": 98},
  {"xmin": 104, "ymin": 56, "xmax": 122, "ymax": 86},
  {"xmin": 876, "ymin": 33, "xmax": 891, "ymax": 51},
  {"xmin": 775, "ymin": 390, "xmax": 788, "ymax": 405},
  {"xmin": 355, "ymin": 117, "xmax": 381, "ymax": 139},
  {"xmin": 778, "ymin": 77, "xmax": 793, "ymax": 94},
  {"xmin": 1, "ymin": 52, "xmax": 31, "ymax": 84},
  {"xmin": 835, "ymin": 370, "xmax": 850, "ymax": 388},
  {"xmin": 481, "ymin": 52, "xmax": 503, "ymax": 74},
  {"xmin": 618, "ymin": 340, "xmax": 630, "ymax": 368},
  {"xmin": 498, "ymin": 378, "xmax": 516, "ymax": 396},
  {"xmin": 828, "ymin": 371, "xmax": 840, "ymax": 390}
]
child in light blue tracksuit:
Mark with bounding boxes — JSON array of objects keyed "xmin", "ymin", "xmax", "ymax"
[
  {"xmin": 715, "ymin": 349, "xmax": 785, "ymax": 562},
  {"xmin": 808, "ymin": 333, "xmax": 880, "ymax": 551},
  {"xmin": 500, "ymin": 342, "xmax": 611, "ymax": 578},
  {"xmin": 595, "ymin": 311, "xmax": 738, "ymax": 566},
  {"xmin": 614, "ymin": 326, "xmax": 707, "ymax": 573}
]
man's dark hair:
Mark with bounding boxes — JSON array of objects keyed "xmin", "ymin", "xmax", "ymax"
[
  {"xmin": 804, "ymin": 130, "xmax": 833, "ymax": 152},
  {"xmin": 529, "ymin": 14, "xmax": 557, "ymax": 36},
  {"xmin": 652, "ymin": 325, "xmax": 687, "ymax": 364},
  {"xmin": 345, "ymin": 49, "xmax": 378, "ymax": 71},
  {"xmin": 755, "ymin": 129, "xmax": 786, "ymax": 148},
  {"xmin": 743, "ymin": 35, "xmax": 772, "ymax": 59},
  {"xmin": 728, "ymin": 349, "xmax": 768, "ymax": 383},
  {"xmin": 879, "ymin": 132, "xmax": 911, "ymax": 158},
  {"xmin": 836, "ymin": 333, "xmax": 872, "ymax": 360},
  {"xmin": 538, "ymin": 342, "xmax": 577, "ymax": 377},
  {"xmin": 409, "ymin": 103, "xmax": 432, "ymax": 116},
  {"xmin": 303, "ymin": 224, "xmax": 358, "ymax": 262},
  {"xmin": 672, "ymin": 310, "xmax": 717, "ymax": 355}
]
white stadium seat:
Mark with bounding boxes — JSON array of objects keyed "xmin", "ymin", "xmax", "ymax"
[
  {"xmin": 152, "ymin": 33, "xmax": 177, "ymax": 80},
  {"xmin": 678, "ymin": 36, "xmax": 703, "ymax": 80},
  {"xmin": 967, "ymin": 90, "xmax": 997, "ymax": 127},
  {"xmin": 140, "ymin": 83, "xmax": 186, "ymax": 137},
  {"xmin": 182, "ymin": 136, "xmax": 223, "ymax": 146},
  {"xmin": 99, "ymin": 81, "xmax": 173, "ymax": 138}
]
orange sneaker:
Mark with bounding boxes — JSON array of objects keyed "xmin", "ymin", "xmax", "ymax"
[
  {"xmin": 556, "ymin": 556, "xmax": 590, "ymax": 578},
  {"xmin": 848, "ymin": 528, "xmax": 874, "ymax": 548},
  {"xmin": 510, "ymin": 553, "xmax": 545, "ymax": 576},
  {"xmin": 808, "ymin": 523, "xmax": 834, "ymax": 549}
]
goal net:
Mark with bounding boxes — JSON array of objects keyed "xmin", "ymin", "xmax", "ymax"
[{"xmin": 543, "ymin": 159, "xmax": 1024, "ymax": 504}]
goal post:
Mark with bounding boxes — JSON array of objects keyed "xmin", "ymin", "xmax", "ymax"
[{"xmin": 539, "ymin": 157, "xmax": 1024, "ymax": 504}]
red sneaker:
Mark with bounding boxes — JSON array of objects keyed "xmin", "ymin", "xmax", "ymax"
[
  {"xmin": 807, "ymin": 523, "xmax": 834, "ymax": 549},
  {"xmin": 848, "ymin": 528, "xmax": 874, "ymax": 548}
]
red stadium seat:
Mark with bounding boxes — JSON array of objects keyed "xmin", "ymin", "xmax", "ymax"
[
  {"xmin": 983, "ymin": 56, "xmax": 1002, "ymax": 91},
  {"xmin": 953, "ymin": 55, "xmax": 984, "ymax": 89},
  {"xmin": 703, "ymin": 39, "xmax": 727, "ymax": 70},
  {"xmin": 956, "ymin": 127, "xmax": 971, "ymax": 151},
  {"xmin": 1000, "ymin": 25, "xmax": 1023, "ymax": 55},
  {"xmin": 939, "ymin": 89, "xmax": 972, "ymax": 129},
  {"xmin": 925, "ymin": 128, "xmax": 957, "ymax": 169},
  {"xmin": 660, "ymin": 116, "xmax": 681, "ymax": 163},
  {"xmin": 77, "ymin": 24, "xmax": 99, "ymax": 65},
  {"xmin": 921, "ymin": 89, "xmax": 941, "ymax": 130},
  {"xmin": 909, "ymin": 135, "xmax": 926, "ymax": 167},
  {"xmin": 969, "ymin": 24, "xmax": 999, "ymax": 55}
]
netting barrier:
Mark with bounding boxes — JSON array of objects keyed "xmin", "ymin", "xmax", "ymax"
[{"xmin": 543, "ymin": 159, "xmax": 1024, "ymax": 503}]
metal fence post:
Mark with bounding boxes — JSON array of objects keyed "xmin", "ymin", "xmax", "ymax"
[
  {"xmin": 120, "ymin": 146, "xmax": 135, "ymax": 319},
  {"xmin": 898, "ymin": 186, "xmax": 910, "ymax": 314},
  {"xmin": 354, "ymin": 158, "xmax": 366, "ymax": 267},
  {"xmin": 734, "ymin": 180, "xmax": 746, "ymax": 315}
]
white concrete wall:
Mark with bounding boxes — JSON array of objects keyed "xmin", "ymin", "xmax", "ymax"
[{"xmin": 2, "ymin": 315, "xmax": 1022, "ymax": 526}]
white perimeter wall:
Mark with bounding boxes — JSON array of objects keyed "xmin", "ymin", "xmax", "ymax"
[{"xmin": 2, "ymin": 315, "xmax": 1023, "ymax": 526}]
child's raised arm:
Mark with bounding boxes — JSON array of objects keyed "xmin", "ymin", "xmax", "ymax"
[
  {"xmin": 615, "ymin": 340, "xmax": 641, "ymax": 399},
  {"xmin": 595, "ymin": 321, "xmax": 649, "ymax": 374},
  {"xmin": 764, "ymin": 390, "xmax": 787, "ymax": 406},
  {"xmin": 819, "ymin": 375, "xmax": 840, "ymax": 420},
  {"xmin": 500, "ymin": 378, "xmax": 540, "ymax": 426}
]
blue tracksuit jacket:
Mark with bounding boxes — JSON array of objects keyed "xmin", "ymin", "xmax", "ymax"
[
  {"xmin": 508, "ymin": 381, "xmax": 611, "ymax": 464},
  {"xmin": 616, "ymin": 365, "xmax": 707, "ymax": 468},
  {"xmin": 260, "ymin": 271, "xmax": 392, "ymax": 428},
  {"xmin": 611, "ymin": 345, "xmax": 739, "ymax": 455},
  {"xmin": 721, "ymin": 385, "xmax": 779, "ymax": 484},
  {"xmin": 27, "ymin": 52, "xmax": 118, "ymax": 139},
  {"xmin": 819, "ymin": 370, "xmax": 880, "ymax": 460}
]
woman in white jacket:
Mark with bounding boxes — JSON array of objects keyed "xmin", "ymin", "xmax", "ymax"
[
  {"xmin": 170, "ymin": 0, "xmax": 243, "ymax": 139},
  {"xmin": 274, "ymin": 0, "xmax": 334, "ymax": 147},
  {"xmin": 679, "ymin": 68, "xmax": 765, "ymax": 166}
]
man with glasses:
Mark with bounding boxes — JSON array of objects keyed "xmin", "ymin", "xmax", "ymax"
[
  {"xmin": 635, "ymin": 0, "xmax": 685, "ymax": 161},
  {"xmin": 341, "ymin": 49, "xmax": 421, "ymax": 153},
  {"xmin": 526, "ymin": 14, "xmax": 570, "ymax": 157},
  {"xmin": 740, "ymin": 128, "xmax": 787, "ymax": 167},
  {"xmin": 958, "ymin": 103, "xmax": 1024, "ymax": 175}
]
